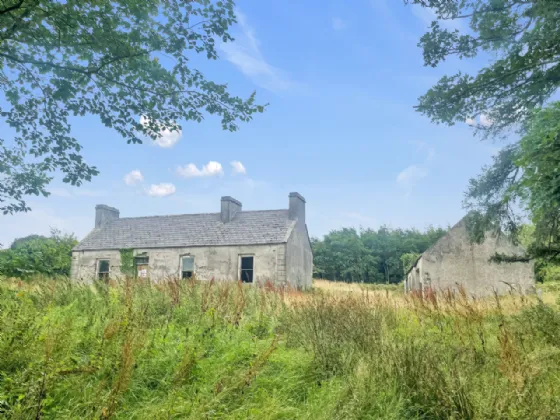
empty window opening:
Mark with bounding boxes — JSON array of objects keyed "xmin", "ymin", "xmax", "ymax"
[
  {"xmin": 182, "ymin": 256, "xmax": 195, "ymax": 279},
  {"xmin": 240, "ymin": 256, "xmax": 254, "ymax": 283},
  {"xmin": 97, "ymin": 259, "xmax": 110, "ymax": 281},
  {"xmin": 135, "ymin": 255, "xmax": 149, "ymax": 278},
  {"xmin": 134, "ymin": 255, "xmax": 149, "ymax": 265}
]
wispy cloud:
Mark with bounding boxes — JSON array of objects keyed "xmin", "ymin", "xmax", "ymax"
[
  {"xmin": 410, "ymin": 140, "xmax": 436, "ymax": 163},
  {"xmin": 332, "ymin": 17, "xmax": 347, "ymax": 31},
  {"xmin": 124, "ymin": 170, "xmax": 144, "ymax": 186},
  {"xmin": 230, "ymin": 160, "xmax": 246, "ymax": 175},
  {"xmin": 176, "ymin": 161, "xmax": 224, "ymax": 178},
  {"xmin": 139, "ymin": 116, "xmax": 182, "ymax": 148},
  {"xmin": 396, "ymin": 141, "xmax": 437, "ymax": 191},
  {"xmin": 219, "ymin": 9, "xmax": 293, "ymax": 92},
  {"xmin": 146, "ymin": 183, "xmax": 176, "ymax": 197},
  {"xmin": 396, "ymin": 164, "xmax": 428, "ymax": 187}
]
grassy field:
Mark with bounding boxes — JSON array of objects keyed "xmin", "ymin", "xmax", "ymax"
[{"xmin": 1, "ymin": 278, "xmax": 560, "ymax": 419}]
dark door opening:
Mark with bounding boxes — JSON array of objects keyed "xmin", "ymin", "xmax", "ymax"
[{"xmin": 240, "ymin": 256, "xmax": 254, "ymax": 283}]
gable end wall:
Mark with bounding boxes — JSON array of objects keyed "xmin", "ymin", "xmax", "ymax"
[
  {"xmin": 406, "ymin": 221, "xmax": 535, "ymax": 297},
  {"xmin": 285, "ymin": 225, "xmax": 313, "ymax": 289}
]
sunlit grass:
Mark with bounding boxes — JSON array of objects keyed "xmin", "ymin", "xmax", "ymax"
[{"xmin": 1, "ymin": 276, "xmax": 559, "ymax": 418}]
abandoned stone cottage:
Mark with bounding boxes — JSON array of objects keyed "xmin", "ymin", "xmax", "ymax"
[
  {"xmin": 71, "ymin": 193, "xmax": 313, "ymax": 288},
  {"xmin": 404, "ymin": 217, "xmax": 535, "ymax": 297}
]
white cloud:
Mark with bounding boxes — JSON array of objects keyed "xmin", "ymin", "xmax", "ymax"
[
  {"xmin": 396, "ymin": 164, "xmax": 428, "ymax": 187},
  {"xmin": 146, "ymin": 183, "xmax": 176, "ymax": 197},
  {"xmin": 397, "ymin": 142, "xmax": 437, "ymax": 190},
  {"xmin": 480, "ymin": 114, "xmax": 494, "ymax": 127},
  {"xmin": 219, "ymin": 9, "xmax": 293, "ymax": 91},
  {"xmin": 465, "ymin": 114, "xmax": 494, "ymax": 128},
  {"xmin": 124, "ymin": 170, "xmax": 144, "ymax": 186},
  {"xmin": 332, "ymin": 17, "xmax": 347, "ymax": 31},
  {"xmin": 139, "ymin": 116, "xmax": 182, "ymax": 148},
  {"xmin": 230, "ymin": 160, "xmax": 246, "ymax": 175},
  {"xmin": 176, "ymin": 161, "xmax": 224, "ymax": 178}
]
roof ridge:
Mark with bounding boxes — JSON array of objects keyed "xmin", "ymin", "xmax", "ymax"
[{"xmin": 115, "ymin": 208, "xmax": 288, "ymax": 221}]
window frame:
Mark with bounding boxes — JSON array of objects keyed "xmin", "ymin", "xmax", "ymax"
[
  {"xmin": 134, "ymin": 255, "xmax": 149, "ymax": 266},
  {"xmin": 134, "ymin": 254, "xmax": 149, "ymax": 278},
  {"xmin": 180, "ymin": 255, "xmax": 195, "ymax": 279},
  {"xmin": 238, "ymin": 254, "xmax": 255, "ymax": 284},
  {"xmin": 97, "ymin": 259, "xmax": 110, "ymax": 280}
]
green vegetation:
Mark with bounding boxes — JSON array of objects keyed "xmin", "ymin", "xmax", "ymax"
[
  {"xmin": 119, "ymin": 249, "xmax": 135, "ymax": 277},
  {"xmin": 409, "ymin": 0, "xmax": 560, "ymax": 269},
  {"xmin": 407, "ymin": 0, "xmax": 559, "ymax": 137},
  {"xmin": 465, "ymin": 103, "xmax": 560, "ymax": 261},
  {"xmin": 0, "ymin": 0, "xmax": 264, "ymax": 214},
  {"xmin": 0, "ymin": 230, "xmax": 77, "ymax": 278},
  {"xmin": 311, "ymin": 226, "xmax": 446, "ymax": 283},
  {"xmin": 1, "ymin": 278, "xmax": 560, "ymax": 418}
]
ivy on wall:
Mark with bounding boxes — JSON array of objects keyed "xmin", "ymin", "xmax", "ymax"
[{"xmin": 119, "ymin": 249, "xmax": 134, "ymax": 276}]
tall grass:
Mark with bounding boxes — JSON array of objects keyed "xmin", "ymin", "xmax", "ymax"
[{"xmin": 1, "ymin": 277, "xmax": 559, "ymax": 418}]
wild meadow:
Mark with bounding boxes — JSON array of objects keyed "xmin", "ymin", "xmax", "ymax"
[{"xmin": 1, "ymin": 277, "xmax": 560, "ymax": 419}]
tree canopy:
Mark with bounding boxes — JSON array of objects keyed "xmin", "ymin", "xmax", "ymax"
[
  {"xmin": 406, "ymin": 0, "xmax": 560, "ymax": 136},
  {"xmin": 0, "ymin": 0, "xmax": 264, "ymax": 214},
  {"xmin": 0, "ymin": 229, "xmax": 77, "ymax": 277},
  {"xmin": 312, "ymin": 225, "xmax": 446, "ymax": 283},
  {"xmin": 465, "ymin": 102, "xmax": 560, "ymax": 262},
  {"xmin": 408, "ymin": 0, "xmax": 560, "ymax": 265}
]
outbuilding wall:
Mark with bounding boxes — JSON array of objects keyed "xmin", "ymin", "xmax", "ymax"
[{"xmin": 405, "ymin": 220, "xmax": 535, "ymax": 297}]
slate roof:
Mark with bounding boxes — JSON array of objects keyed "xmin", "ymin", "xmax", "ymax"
[{"xmin": 74, "ymin": 210, "xmax": 296, "ymax": 251}]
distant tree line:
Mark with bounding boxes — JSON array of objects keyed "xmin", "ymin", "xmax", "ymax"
[{"xmin": 311, "ymin": 226, "xmax": 447, "ymax": 284}]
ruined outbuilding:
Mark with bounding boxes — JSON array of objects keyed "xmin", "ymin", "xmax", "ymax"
[
  {"xmin": 71, "ymin": 193, "xmax": 313, "ymax": 288},
  {"xmin": 404, "ymin": 217, "xmax": 535, "ymax": 297}
]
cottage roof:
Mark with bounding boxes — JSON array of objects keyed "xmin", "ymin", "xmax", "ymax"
[{"xmin": 74, "ymin": 209, "xmax": 296, "ymax": 251}]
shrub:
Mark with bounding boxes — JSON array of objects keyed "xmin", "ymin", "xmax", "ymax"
[{"xmin": 0, "ymin": 229, "xmax": 77, "ymax": 278}]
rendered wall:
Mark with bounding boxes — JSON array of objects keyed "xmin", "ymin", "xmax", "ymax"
[
  {"xmin": 406, "ymin": 220, "xmax": 535, "ymax": 297},
  {"xmin": 285, "ymin": 227, "xmax": 313, "ymax": 289},
  {"xmin": 71, "ymin": 244, "xmax": 285, "ymax": 284}
]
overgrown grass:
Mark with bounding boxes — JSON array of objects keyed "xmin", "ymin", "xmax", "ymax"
[{"xmin": 1, "ymin": 277, "xmax": 560, "ymax": 418}]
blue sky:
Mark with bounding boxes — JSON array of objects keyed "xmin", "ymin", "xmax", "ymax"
[{"xmin": 0, "ymin": 0, "xmax": 503, "ymax": 247}]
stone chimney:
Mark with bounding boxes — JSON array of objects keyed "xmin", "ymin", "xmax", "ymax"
[
  {"xmin": 95, "ymin": 204, "xmax": 119, "ymax": 228},
  {"xmin": 289, "ymin": 192, "xmax": 306, "ymax": 228},
  {"xmin": 221, "ymin": 196, "xmax": 242, "ymax": 223}
]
